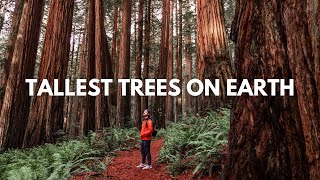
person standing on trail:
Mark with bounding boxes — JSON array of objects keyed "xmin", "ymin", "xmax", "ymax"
[{"xmin": 136, "ymin": 109, "xmax": 153, "ymax": 170}]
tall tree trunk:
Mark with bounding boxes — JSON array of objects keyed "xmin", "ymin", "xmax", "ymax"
[
  {"xmin": 79, "ymin": 2, "xmax": 89, "ymax": 136},
  {"xmin": 116, "ymin": 0, "xmax": 132, "ymax": 127},
  {"xmin": 134, "ymin": 0, "xmax": 144, "ymax": 129},
  {"xmin": 68, "ymin": 30, "xmax": 82, "ymax": 135},
  {"xmin": 184, "ymin": 33, "xmax": 192, "ymax": 114},
  {"xmin": 317, "ymin": 0, "xmax": 320, "ymax": 105},
  {"xmin": 0, "ymin": 0, "xmax": 45, "ymax": 149},
  {"xmin": 0, "ymin": 0, "xmax": 24, "ymax": 108},
  {"xmin": 141, "ymin": 0, "xmax": 151, "ymax": 114},
  {"xmin": 184, "ymin": 4, "xmax": 193, "ymax": 115},
  {"xmin": 222, "ymin": 0, "xmax": 320, "ymax": 179},
  {"xmin": 84, "ymin": 0, "xmax": 111, "ymax": 133},
  {"xmin": 64, "ymin": 25, "xmax": 76, "ymax": 132},
  {"xmin": 114, "ymin": 9, "xmax": 122, "ymax": 80},
  {"xmin": 84, "ymin": 0, "xmax": 96, "ymax": 134},
  {"xmin": 70, "ymin": 31, "xmax": 85, "ymax": 138},
  {"xmin": 155, "ymin": 0, "xmax": 170, "ymax": 128},
  {"xmin": 196, "ymin": 0, "xmax": 232, "ymax": 112},
  {"xmin": 95, "ymin": 0, "xmax": 110, "ymax": 130},
  {"xmin": 112, "ymin": 6, "xmax": 119, "ymax": 77},
  {"xmin": 175, "ymin": 0, "xmax": 183, "ymax": 118},
  {"xmin": 165, "ymin": 0, "xmax": 174, "ymax": 122},
  {"xmin": 23, "ymin": 0, "xmax": 74, "ymax": 148},
  {"xmin": 307, "ymin": 0, "xmax": 319, "ymax": 75}
]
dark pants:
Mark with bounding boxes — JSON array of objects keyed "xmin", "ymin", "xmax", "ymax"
[{"xmin": 141, "ymin": 140, "xmax": 151, "ymax": 165}]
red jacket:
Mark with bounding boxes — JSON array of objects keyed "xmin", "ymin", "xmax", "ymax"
[{"xmin": 140, "ymin": 119, "xmax": 153, "ymax": 140}]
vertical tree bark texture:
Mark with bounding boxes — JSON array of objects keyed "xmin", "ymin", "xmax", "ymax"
[
  {"xmin": 175, "ymin": 0, "xmax": 183, "ymax": 118},
  {"xmin": 116, "ymin": 0, "xmax": 132, "ymax": 127},
  {"xmin": 141, "ymin": 0, "xmax": 151, "ymax": 113},
  {"xmin": 150, "ymin": 6, "xmax": 157, "ymax": 112},
  {"xmin": 95, "ymin": 0, "xmax": 110, "ymax": 130},
  {"xmin": 79, "ymin": 4, "xmax": 89, "ymax": 136},
  {"xmin": 84, "ymin": 0, "xmax": 96, "ymax": 134},
  {"xmin": 184, "ymin": 34, "xmax": 192, "ymax": 114},
  {"xmin": 112, "ymin": 6, "xmax": 119, "ymax": 77},
  {"xmin": 196, "ymin": 0, "xmax": 232, "ymax": 112},
  {"xmin": 70, "ymin": 32, "xmax": 85, "ymax": 138},
  {"xmin": 134, "ymin": 0, "xmax": 144, "ymax": 129},
  {"xmin": 155, "ymin": 0, "xmax": 170, "ymax": 128},
  {"xmin": 184, "ymin": 9, "xmax": 192, "ymax": 115},
  {"xmin": 174, "ymin": 0, "xmax": 179, "ymax": 119},
  {"xmin": 23, "ymin": 0, "xmax": 74, "ymax": 148},
  {"xmin": 68, "ymin": 30, "xmax": 82, "ymax": 137},
  {"xmin": 0, "ymin": 0, "xmax": 45, "ymax": 149},
  {"xmin": 83, "ymin": 0, "xmax": 111, "ymax": 133},
  {"xmin": 114, "ymin": 9, "xmax": 122, "ymax": 80},
  {"xmin": 307, "ymin": 0, "xmax": 318, "ymax": 74},
  {"xmin": 317, "ymin": 0, "xmax": 320, "ymax": 105},
  {"xmin": 64, "ymin": 26, "xmax": 76, "ymax": 132},
  {"xmin": 165, "ymin": 0, "xmax": 174, "ymax": 122},
  {"xmin": 222, "ymin": 0, "xmax": 320, "ymax": 179},
  {"xmin": 0, "ymin": 0, "xmax": 24, "ymax": 108},
  {"xmin": 285, "ymin": 0, "xmax": 320, "ymax": 176}
]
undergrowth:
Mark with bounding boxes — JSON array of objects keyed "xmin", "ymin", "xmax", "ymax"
[
  {"xmin": 158, "ymin": 108, "xmax": 230, "ymax": 177},
  {"xmin": 0, "ymin": 127, "xmax": 140, "ymax": 180}
]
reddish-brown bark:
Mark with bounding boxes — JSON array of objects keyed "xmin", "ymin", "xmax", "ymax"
[
  {"xmin": 176, "ymin": 0, "xmax": 183, "ymax": 118},
  {"xmin": 83, "ymin": 0, "xmax": 111, "ymax": 134},
  {"xmin": 196, "ymin": 0, "xmax": 232, "ymax": 112},
  {"xmin": 23, "ymin": 0, "xmax": 74, "ymax": 148},
  {"xmin": 154, "ymin": 0, "xmax": 170, "ymax": 128},
  {"xmin": 112, "ymin": 6, "xmax": 119, "ymax": 78},
  {"xmin": 165, "ymin": 0, "xmax": 174, "ymax": 122},
  {"xmin": 141, "ymin": 0, "xmax": 152, "ymax": 113},
  {"xmin": 116, "ymin": 0, "xmax": 132, "ymax": 127},
  {"xmin": 84, "ymin": 0, "xmax": 96, "ymax": 134},
  {"xmin": 94, "ymin": 0, "xmax": 110, "ymax": 130},
  {"xmin": 0, "ymin": 0, "xmax": 45, "ymax": 149},
  {"xmin": 185, "ymin": 30, "xmax": 192, "ymax": 115},
  {"xmin": 0, "ymin": 0, "xmax": 24, "ymax": 107},
  {"xmin": 133, "ymin": 0, "xmax": 144, "ymax": 129},
  {"xmin": 71, "ymin": 33, "xmax": 86, "ymax": 137},
  {"xmin": 79, "ymin": 4, "xmax": 89, "ymax": 136},
  {"xmin": 222, "ymin": 0, "xmax": 320, "ymax": 179}
]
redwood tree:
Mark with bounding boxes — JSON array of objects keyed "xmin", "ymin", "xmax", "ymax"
[
  {"xmin": 165, "ymin": 0, "xmax": 174, "ymax": 122},
  {"xmin": 196, "ymin": 0, "xmax": 232, "ymax": 112},
  {"xmin": 154, "ymin": 0, "xmax": 170, "ymax": 128},
  {"xmin": 94, "ymin": 0, "xmax": 110, "ymax": 130},
  {"xmin": 83, "ymin": 0, "xmax": 111, "ymax": 134},
  {"xmin": 184, "ymin": 7, "xmax": 193, "ymax": 115},
  {"xmin": 24, "ymin": 0, "xmax": 74, "ymax": 147},
  {"xmin": 133, "ymin": 0, "xmax": 144, "ymax": 129},
  {"xmin": 112, "ymin": 5, "xmax": 119, "ymax": 76},
  {"xmin": 175, "ymin": 0, "xmax": 183, "ymax": 118},
  {"xmin": 116, "ymin": 0, "xmax": 132, "ymax": 127},
  {"xmin": 0, "ymin": 0, "xmax": 45, "ymax": 149},
  {"xmin": 0, "ymin": 0, "xmax": 24, "ymax": 107},
  {"xmin": 222, "ymin": 0, "xmax": 320, "ymax": 179},
  {"xmin": 141, "ymin": 0, "xmax": 151, "ymax": 113}
]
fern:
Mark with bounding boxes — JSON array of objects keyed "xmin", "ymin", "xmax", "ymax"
[
  {"xmin": 158, "ymin": 108, "xmax": 230, "ymax": 177},
  {"xmin": 0, "ymin": 127, "xmax": 141, "ymax": 179}
]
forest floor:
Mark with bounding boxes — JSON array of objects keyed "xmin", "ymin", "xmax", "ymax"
[{"xmin": 72, "ymin": 138, "xmax": 216, "ymax": 180}]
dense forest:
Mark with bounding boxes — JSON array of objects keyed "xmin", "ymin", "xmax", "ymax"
[{"xmin": 0, "ymin": 0, "xmax": 319, "ymax": 179}]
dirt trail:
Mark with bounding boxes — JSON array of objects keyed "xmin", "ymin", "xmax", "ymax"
[
  {"xmin": 106, "ymin": 138, "xmax": 172, "ymax": 180},
  {"xmin": 73, "ymin": 138, "xmax": 213, "ymax": 180}
]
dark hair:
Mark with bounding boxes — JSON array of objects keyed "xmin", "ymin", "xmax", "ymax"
[{"xmin": 144, "ymin": 109, "xmax": 150, "ymax": 115}]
